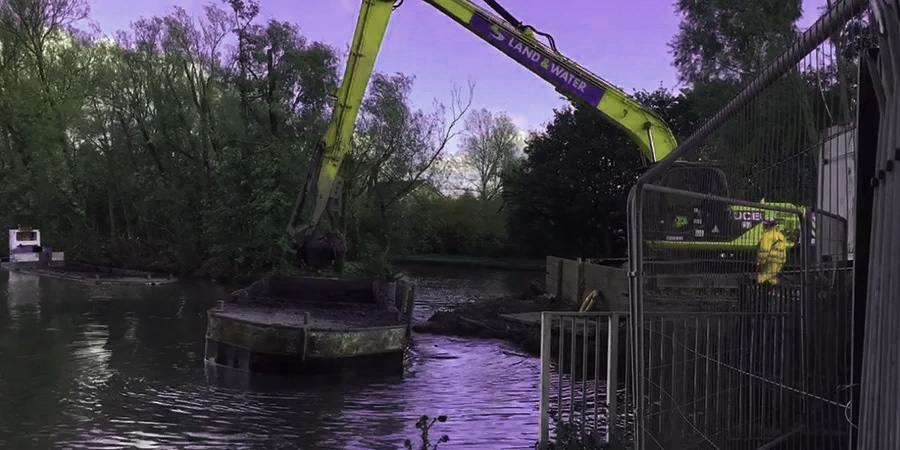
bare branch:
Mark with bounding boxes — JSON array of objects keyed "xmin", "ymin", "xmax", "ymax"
[{"xmin": 458, "ymin": 104, "xmax": 519, "ymax": 201}]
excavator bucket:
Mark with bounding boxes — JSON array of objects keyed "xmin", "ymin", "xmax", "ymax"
[{"xmin": 297, "ymin": 234, "xmax": 347, "ymax": 274}]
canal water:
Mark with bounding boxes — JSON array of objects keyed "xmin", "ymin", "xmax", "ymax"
[{"xmin": 0, "ymin": 265, "xmax": 543, "ymax": 449}]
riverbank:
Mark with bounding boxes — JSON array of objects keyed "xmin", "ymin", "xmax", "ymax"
[
  {"xmin": 412, "ymin": 280, "xmax": 572, "ymax": 355},
  {"xmin": 50, "ymin": 253, "xmax": 544, "ymax": 285},
  {"xmin": 392, "ymin": 254, "xmax": 545, "ymax": 271}
]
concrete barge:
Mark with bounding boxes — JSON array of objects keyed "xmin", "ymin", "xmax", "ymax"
[{"xmin": 204, "ymin": 274, "xmax": 416, "ymax": 377}]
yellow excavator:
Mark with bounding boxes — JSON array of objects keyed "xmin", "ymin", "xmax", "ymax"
[{"xmin": 286, "ymin": 0, "xmax": 810, "ymax": 272}]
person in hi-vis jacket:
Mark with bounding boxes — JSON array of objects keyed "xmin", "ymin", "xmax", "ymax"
[
  {"xmin": 757, "ymin": 218, "xmax": 787, "ymax": 284},
  {"xmin": 754, "ymin": 217, "xmax": 787, "ymax": 310}
]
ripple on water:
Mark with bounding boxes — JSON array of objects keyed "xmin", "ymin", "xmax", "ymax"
[{"xmin": 0, "ymin": 266, "xmax": 546, "ymax": 449}]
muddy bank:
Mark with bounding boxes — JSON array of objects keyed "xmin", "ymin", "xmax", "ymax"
[
  {"xmin": 412, "ymin": 280, "xmax": 573, "ymax": 355},
  {"xmin": 10, "ymin": 262, "xmax": 177, "ymax": 285}
]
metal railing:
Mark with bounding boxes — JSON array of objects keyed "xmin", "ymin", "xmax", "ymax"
[
  {"xmin": 538, "ymin": 311, "xmax": 633, "ymax": 448},
  {"xmin": 629, "ymin": 185, "xmax": 854, "ymax": 450},
  {"xmin": 537, "ymin": 0, "xmax": 897, "ymax": 447},
  {"xmin": 537, "ymin": 302, "xmax": 858, "ymax": 449}
]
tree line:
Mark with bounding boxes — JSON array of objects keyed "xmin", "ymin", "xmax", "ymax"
[{"xmin": 0, "ymin": 0, "xmax": 873, "ymax": 279}]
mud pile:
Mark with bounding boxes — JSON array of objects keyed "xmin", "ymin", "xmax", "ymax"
[{"xmin": 413, "ymin": 278, "xmax": 573, "ymax": 355}]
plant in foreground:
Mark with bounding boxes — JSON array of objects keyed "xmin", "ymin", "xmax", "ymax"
[
  {"xmin": 535, "ymin": 421, "xmax": 630, "ymax": 450},
  {"xmin": 405, "ymin": 414, "xmax": 450, "ymax": 450}
]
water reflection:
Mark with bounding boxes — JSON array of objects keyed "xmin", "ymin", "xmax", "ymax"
[
  {"xmin": 6, "ymin": 271, "xmax": 41, "ymax": 313},
  {"xmin": 0, "ymin": 265, "xmax": 544, "ymax": 449}
]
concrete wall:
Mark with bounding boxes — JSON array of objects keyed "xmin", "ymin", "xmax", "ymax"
[{"xmin": 546, "ymin": 256, "xmax": 630, "ymax": 311}]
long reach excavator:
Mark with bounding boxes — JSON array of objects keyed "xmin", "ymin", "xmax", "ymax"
[{"xmin": 287, "ymin": 0, "xmax": 810, "ymax": 273}]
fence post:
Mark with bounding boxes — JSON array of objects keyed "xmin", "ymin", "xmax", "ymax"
[
  {"xmin": 606, "ymin": 313, "xmax": 620, "ymax": 443},
  {"xmin": 405, "ymin": 284, "xmax": 416, "ymax": 339},
  {"xmin": 539, "ymin": 312, "xmax": 553, "ymax": 447},
  {"xmin": 576, "ymin": 258, "xmax": 585, "ymax": 303}
]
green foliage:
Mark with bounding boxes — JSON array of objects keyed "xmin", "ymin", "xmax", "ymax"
[
  {"xmin": 330, "ymin": 69, "xmax": 473, "ymax": 266},
  {"xmin": 386, "ymin": 192, "xmax": 512, "ymax": 257},
  {"xmin": 501, "ymin": 88, "xmax": 703, "ymax": 259},
  {"xmin": 0, "ymin": 0, "xmax": 870, "ymax": 276},
  {"xmin": 0, "ymin": 0, "xmax": 458, "ymax": 279},
  {"xmin": 0, "ymin": 0, "xmax": 348, "ymax": 275},
  {"xmin": 669, "ymin": 0, "xmax": 803, "ymax": 85}
]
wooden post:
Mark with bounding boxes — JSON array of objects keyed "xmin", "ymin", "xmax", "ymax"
[
  {"xmin": 394, "ymin": 280, "xmax": 408, "ymax": 312},
  {"xmin": 394, "ymin": 281, "xmax": 407, "ymax": 322},
  {"xmin": 405, "ymin": 284, "xmax": 416, "ymax": 338},
  {"xmin": 301, "ymin": 327, "xmax": 309, "ymax": 363}
]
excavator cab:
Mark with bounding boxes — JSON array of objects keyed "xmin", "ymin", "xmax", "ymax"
[
  {"xmin": 657, "ymin": 161, "xmax": 730, "ymax": 197},
  {"xmin": 644, "ymin": 161, "xmax": 739, "ymax": 243}
]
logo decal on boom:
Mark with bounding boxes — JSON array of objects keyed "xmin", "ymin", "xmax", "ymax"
[{"xmin": 468, "ymin": 14, "xmax": 606, "ymax": 106}]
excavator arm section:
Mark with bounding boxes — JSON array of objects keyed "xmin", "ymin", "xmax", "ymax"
[
  {"xmin": 288, "ymin": 0, "xmax": 680, "ymax": 269},
  {"xmin": 422, "ymin": 0, "xmax": 678, "ymax": 163},
  {"xmin": 286, "ymin": 0, "xmax": 395, "ymax": 250}
]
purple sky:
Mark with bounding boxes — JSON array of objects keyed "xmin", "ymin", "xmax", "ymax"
[{"xmin": 85, "ymin": 0, "xmax": 828, "ymax": 152}]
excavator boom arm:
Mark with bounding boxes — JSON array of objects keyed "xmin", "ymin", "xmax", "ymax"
[
  {"xmin": 288, "ymin": 0, "xmax": 679, "ymax": 259},
  {"xmin": 286, "ymin": 0, "xmax": 394, "ymax": 244},
  {"xmin": 426, "ymin": 0, "xmax": 677, "ymax": 162}
]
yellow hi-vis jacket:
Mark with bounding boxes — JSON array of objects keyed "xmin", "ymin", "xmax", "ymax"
[{"xmin": 756, "ymin": 227, "xmax": 787, "ymax": 285}]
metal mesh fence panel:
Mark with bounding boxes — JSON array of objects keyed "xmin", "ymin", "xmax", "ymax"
[
  {"xmin": 856, "ymin": 1, "xmax": 900, "ymax": 449},
  {"xmin": 625, "ymin": 0, "xmax": 871, "ymax": 448}
]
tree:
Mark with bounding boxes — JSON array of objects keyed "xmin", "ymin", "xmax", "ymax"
[
  {"xmin": 665, "ymin": 0, "xmax": 875, "ymax": 210},
  {"xmin": 0, "ymin": 0, "xmax": 93, "ymax": 232},
  {"xmin": 334, "ymin": 72, "xmax": 474, "ymax": 263},
  {"xmin": 503, "ymin": 103, "xmax": 640, "ymax": 259},
  {"xmin": 503, "ymin": 88, "xmax": 703, "ymax": 259},
  {"xmin": 0, "ymin": 1, "xmax": 345, "ymax": 279},
  {"xmin": 669, "ymin": 0, "xmax": 803, "ymax": 85},
  {"xmin": 458, "ymin": 108, "xmax": 520, "ymax": 202}
]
